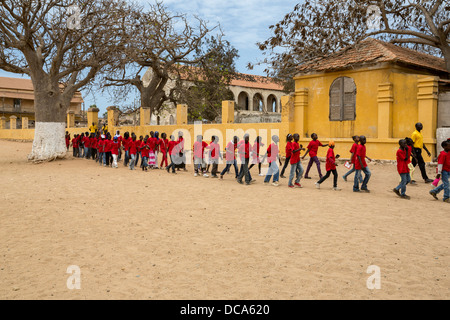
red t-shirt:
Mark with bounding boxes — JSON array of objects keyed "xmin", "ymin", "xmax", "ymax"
[
  {"xmin": 438, "ymin": 150, "xmax": 450, "ymax": 172},
  {"xmin": 396, "ymin": 148, "xmax": 409, "ymax": 174},
  {"xmin": 193, "ymin": 141, "xmax": 208, "ymax": 158},
  {"xmin": 72, "ymin": 138, "xmax": 78, "ymax": 148},
  {"xmin": 208, "ymin": 142, "xmax": 220, "ymax": 160},
  {"xmin": 90, "ymin": 137, "xmax": 97, "ymax": 149},
  {"xmin": 83, "ymin": 136, "xmax": 90, "ymax": 148},
  {"xmin": 123, "ymin": 137, "xmax": 132, "ymax": 151},
  {"xmin": 285, "ymin": 141, "xmax": 293, "ymax": 158},
  {"xmin": 290, "ymin": 142, "xmax": 301, "ymax": 164},
  {"xmin": 148, "ymin": 138, "xmax": 157, "ymax": 151},
  {"xmin": 238, "ymin": 141, "xmax": 251, "ymax": 159},
  {"xmin": 355, "ymin": 144, "xmax": 367, "ymax": 170},
  {"xmin": 104, "ymin": 140, "xmax": 112, "ymax": 153},
  {"xmin": 111, "ymin": 141, "xmax": 119, "ymax": 155},
  {"xmin": 141, "ymin": 143, "xmax": 150, "ymax": 158},
  {"xmin": 307, "ymin": 140, "xmax": 323, "ymax": 158},
  {"xmin": 267, "ymin": 143, "xmax": 279, "ymax": 163},
  {"xmin": 129, "ymin": 140, "xmax": 138, "ymax": 155},
  {"xmin": 116, "ymin": 136, "xmax": 123, "ymax": 148},
  {"xmin": 97, "ymin": 140, "xmax": 104, "ymax": 152},
  {"xmin": 136, "ymin": 140, "xmax": 144, "ymax": 152},
  {"xmin": 325, "ymin": 148, "xmax": 336, "ymax": 171},
  {"xmin": 168, "ymin": 141, "xmax": 178, "ymax": 156},
  {"xmin": 225, "ymin": 141, "xmax": 237, "ymax": 161},
  {"xmin": 350, "ymin": 143, "xmax": 358, "ymax": 164},
  {"xmin": 159, "ymin": 139, "xmax": 168, "ymax": 152},
  {"xmin": 406, "ymin": 145, "xmax": 412, "ymax": 165}
]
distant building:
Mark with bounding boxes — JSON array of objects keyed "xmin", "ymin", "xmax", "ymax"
[
  {"xmin": 0, "ymin": 77, "xmax": 83, "ymax": 127},
  {"xmin": 141, "ymin": 69, "xmax": 288, "ymax": 125}
]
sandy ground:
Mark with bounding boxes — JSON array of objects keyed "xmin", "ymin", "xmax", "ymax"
[{"xmin": 0, "ymin": 140, "xmax": 448, "ymax": 300}]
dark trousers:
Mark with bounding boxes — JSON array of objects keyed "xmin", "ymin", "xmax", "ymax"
[
  {"xmin": 249, "ymin": 163, "xmax": 261, "ymax": 174},
  {"xmin": 211, "ymin": 161, "xmax": 219, "ymax": 177},
  {"xmin": 412, "ymin": 148, "xmax": 429, "ymax": 180},
  {"xmin": 305, "ymin": 156, "xmax": 323, "ymax": 178},
  {"xmin": 106, "ymin": 152, "xmax": 111, "ymax": 166},
  {"xmin": 237, "ymin": 158, "xmax": 251, "ymax": 184},
  {"xmin": 91, "ymin": 148, "xmax": 97, "ymax": 160},
  {"xmin": 124, "ymin": 150, "xmax": 130, "ymax": 166},
  {"xmin": 166, "ymin": 155, "xmax": 176, "ymax": 173},
  {"xmin": 280, "ymin": 156, "xmax": 291, "ymax": 176},
  {"xmin": 317, "ymin": 169, "xmax": 338, "ymax": 187},
  {"xmin": 221, "ymin": 160, "xmax": 239, "ymax": 177}
]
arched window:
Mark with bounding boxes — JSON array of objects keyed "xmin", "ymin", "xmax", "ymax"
[
  {"xmin": 267, "ymin": 95, "xmax": 278, "ymax": 113},
  {"xmin": 329, "ymin": 77, "xmax": 356, "ymax": 121},
  {"xmin": 238, "ymin": 92, "xmax": 249, "ymax": 110},
  {"xmin": 169, "ymin": 115, "xmax": 175, "ymax": 125},
  {"xmin": 253, "ymin": 93, "xmax": 264, "ymax": 112}
]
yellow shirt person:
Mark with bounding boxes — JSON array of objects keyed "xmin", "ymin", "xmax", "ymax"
[
  {"xmin": 411, "ymin": 129, "xmax": 423, "ymax": 149},
  {"xmin": 89, "ymin": 123, "xmax": 98, "ymax": 133}
]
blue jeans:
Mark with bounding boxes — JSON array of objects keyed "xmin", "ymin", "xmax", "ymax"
[
  {"xmin": 431, "ymin": 170, "xmax": 449, "ymax": 201},
  {"xmin": 354, "ymin": 167, "xmax": 371, "ymax": 191},
  {"xmin": 98, "ymin": 152, "xmax": 103, "ymax": 165},
  {"xmin": 395, "ymin": 173, "xmax": 411, "ymax": 196},
  {"xmin": 129, "ymin": 154, "xmax": 136, "ymax": 170},
  {"xmin": 343, "ymin": 164, "xmax": 363, "ymax": 182},
  {"xmin": 220, "ymin": 160, "xmax": 239, "ymax": 177},
  {"xmin": 289, "ymin": 162, "xmax": 304, "ymax": 186},
  {"xmin": 142, "ymin": 156, "xmax": 148, "ymax": 169},
  {"xmin": 84, "ymin": 147, "xmax": 89, "ymax": 159},
  {"xmin": 264, "ymin": 161, "xmax": 280, "ymax": 183}
]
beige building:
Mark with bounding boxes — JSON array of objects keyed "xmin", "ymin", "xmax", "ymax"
[
  {"xmin": 0, "ymin": 77, "xmax": 83, "ymax": 128},
  {"xmin": 141, "ymin": 69, "xmax": 288, "ymax": 125}
]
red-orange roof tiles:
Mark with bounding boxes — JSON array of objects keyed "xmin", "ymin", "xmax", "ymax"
[{"xmin": 296, "ymin": 38, "xmax": 448, "ymax": 74}]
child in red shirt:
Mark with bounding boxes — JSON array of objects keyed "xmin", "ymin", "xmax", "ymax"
[
  {"xmin": 302, "ymin": 133, "xmax": 328, "ymax": 179},
  {"xmin": 237, "ymin": 134, "xmax": 252, "ymax": 185},
  {"xmin": 280, "ymin": 133, "xmax": 293, "ymax": 178},
  {"xmin": 166, "ymin": 135, "xmax": 179, "ymax": 174},
  {"xmin": 315, "ymin": 141, "xmax": 341, "ymax": 191},
  {"xmin": 193, "ymin": 135, "xmax": 209, "ymax": 177},
  {"xmin": 288, "ymin": 134, "xmax": 306, "ymax": 188},
  {"xmin": 249, "ymin": 136, "xmax": 265, "ymax": 176},
  {"xmin": 140, "ymin": 135, "xmax": 151, "ymax": 171},
  {"xmin": 353, "ymin": 135, "xmax": 371, "ymax": 192},
  {"xmin": 393, "ymin": 139, "xmax": 411, "ymax": 199},
  {"xmin": 263, "ymin": 135, "xmax": 281, "ymax": 186},
  {"xmin": 159, "ymin": 133, "xmax": 169, "ymax": 169},
  {"xmin": 343, "ymin": 135, "xmax": 362, "ymax": 183},
  {"xmin": 128, "ymin": 134, "xmax": 138, "ymax": 170},
  {"xmin": 71, "ymin": 134, "xmax": 79, "ymax": 158},
  {"xmin": 430, "ymin": 140, "xmax": 450, "ymax": 202},
  {"xmin": 111, "ymin": 137, "xmax": 120, "ymax": 168},
  {"xmin": 65, "ymin": 132, "xmax": 71, "ymax": 150}
]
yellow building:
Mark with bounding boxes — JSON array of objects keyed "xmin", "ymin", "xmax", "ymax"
[
  {"xmin": 293, "ymin": 38, "xmax": 449, "ymax": 159},
  {"xmin": 0, "ymin": 77, "xmax": 83, "ymax": 128}
]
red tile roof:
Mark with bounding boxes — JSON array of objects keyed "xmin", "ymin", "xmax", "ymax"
[{"xmin": 296, "ymin": 38, "xmax": 448, "ymax": 75}]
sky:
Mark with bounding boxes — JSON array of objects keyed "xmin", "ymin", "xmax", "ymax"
[{"xmin": 0, "ymin": 0, "xmax": 300, "ymax": 115}]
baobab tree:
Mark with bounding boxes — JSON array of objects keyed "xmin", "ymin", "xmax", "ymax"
[
  {"xmin": 257, "ymin": 0, "xmax": 450, "ymax": 83},
  {"xmin": 0, "ymin": 0, "xmax": 133, "ymax": 161}
]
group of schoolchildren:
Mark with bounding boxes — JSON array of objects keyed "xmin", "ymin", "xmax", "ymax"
[{"xmin": 65, "ymin": 128, "xmax": 450, "ymax": 203}]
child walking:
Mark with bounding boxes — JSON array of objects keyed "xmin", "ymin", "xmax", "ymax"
[
  {"xmin": 111, "ymin": 137, "xmax": 120, "ymax": 168},
  {"xmin": 280, "ymin": 134, "xmax": 293, "ymax": 178},
  {"xmin": 193, "ymin": 135, "xmax": 209, "ymax": 177},
  {"xmin": 288, "ymin": 134, "xmax": 305, "ymax": 188},
  {"xmin": 159, "ymin": 133, "xmax": 169, "ymax": 169},
  {"xmin": 263, "ymin": 135, "xmax": 280, "ymax": 186},
  {"xmin": 207, "ymin": 136, "xmax": 222, "ymax": 178},
  {"xmin": 220, "ymin": 136, "xmax": 239, "ymax": 180},
  {"xmin": 249, "ymin": 136, "xmax": 264, "ymax": 176},
  {"xmin": 343, "ymin": 135, "xmax": 362, "ymax": 183},
  {"xmin": 353, "ymin": 136, "xmax": 371, "ymax": 193},
  {"xmin": 303, "ymin": 133, "xmax": 328, "ymax": 179},
  {"xmin": 166, "ymin": 135, "xmax": 178, "ymax": 174},
  {"xmin": 315, "ymin": 141, "xmax": 341, "ymax": 191},
  {"xmin": 393, "ymin": 139, "xmax": 411, "ymax": 199},
  {"xmin": 429, "ymin": 140, "xmax": 450, "ymax": 203}
]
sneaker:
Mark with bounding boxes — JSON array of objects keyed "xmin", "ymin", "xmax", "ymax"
[
  {"xmin": 203, "ymin": 174, "xmax": 209, "ymax": 178},
  {"xmin": 361, "ymin": 189, "xmax": 371, "ymax": 193},
  {"xmin": 166, "ymin": 167, "xmax": 170, "ymax": 173},
  {"xmin": 429, "ymin": 191, "xmax": 438, "ymax": 200},
  {"xmin": 304, "ymin": 177, "xmax": 311, "ymax": 179},
  {"xmin": 343, "ymin": 176, "xmax": 347, "ymax": 182},
  {"xmin": 237, "ymin": 180, "xmax": 243, "ymax": 185},
  {"xmin": 220, "ymin": 175, "xmax": 224, "ymax": 180},
  {"xmin": 295, "ymin": 183, "xmax": 303, "ymax": 188},
  {"xmin": 288, "ymin": 185, "xmax": 295, "ymax": 188},
  {"xmin": 280, "ymin": 175, "xmax": 286, "ymax": 179},
  {"xmin": 410, "ymin": 180, "xmax": 417, "ymax": 185},
  {"xmin": 400, "ymin": 195, "xmax": 411, "ymax": 200},
  {"xmin": 211, "ymin": 175, "xmax": 218, "ymax": 179},
  {"xmin": 272, "ymin": 182, "xmax": 279, "ymax": 187},
  {"xmin": 259, "ymin": 173, "xmax": 264, "ymax": 176},
  {"xmin": 264, "ymin": 181, "xmax": 269, "ymax": 185},
  {"xmin": 393, "ymin": 188, "xmax": 401, "ymax": 197},
  {"xmin": 333, "ymin": 187, "xmax": 341, "ymax": 191},
  {"xmin": 353, "ymin": 189, "xmax": 361, "ymax": 193},
  {"xmin": 194, "ymin": 173, "xmax": 198, "ymax": 177},
  {"xmin": 315, "ymin": 182, "xmax": 320, "ymax": 189},
  {"xmin": 250, "ymin": 179, "xmax": 257, "ymax": 184},
  {"xmin": 425, "ymin": 179, "xmax": 434, "ymax": 184}
]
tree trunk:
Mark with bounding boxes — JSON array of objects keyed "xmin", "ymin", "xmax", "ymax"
[
  {"xmin": 441, "ymin": 43, "xmax": 450, "ymax": 76},
  {"xmin": 27, "ymin": 90, "xmax": 69, "ymax": 162}
]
